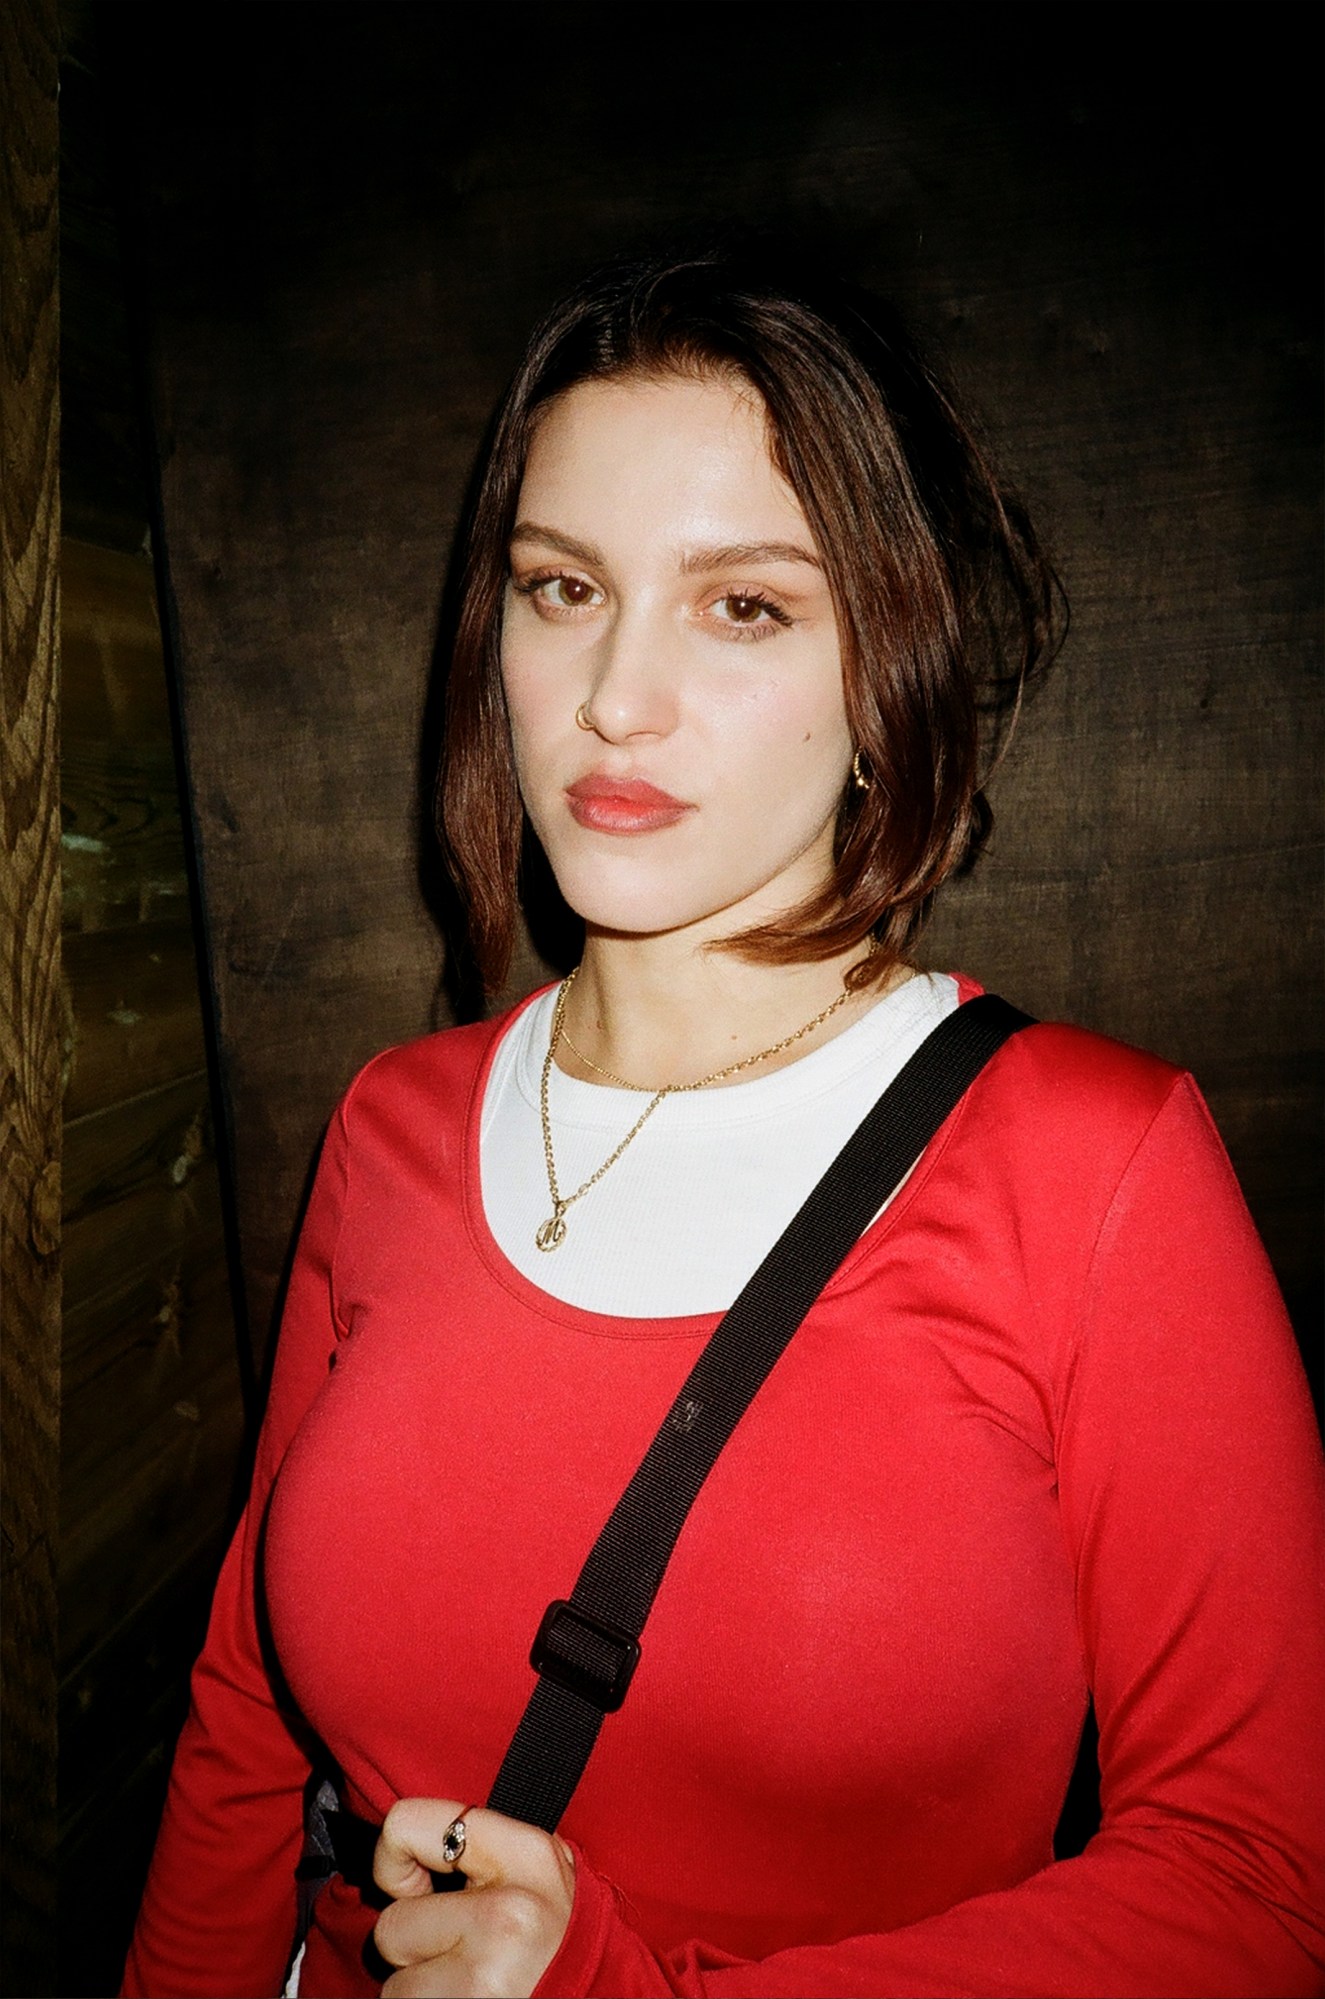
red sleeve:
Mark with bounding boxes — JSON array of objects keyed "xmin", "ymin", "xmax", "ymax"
[
  {"xmin": 122, "ymin": 1098, "xmax": 352, "ymax": 1999},
  {"xmin": 536, "ymin": 1077, "xmax": 1325, "ymax": 1999}
]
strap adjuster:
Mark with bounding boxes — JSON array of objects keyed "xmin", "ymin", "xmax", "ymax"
[{"xmin": 530, "ymin": 1599, "xmax": 641, "ymax": 1713}]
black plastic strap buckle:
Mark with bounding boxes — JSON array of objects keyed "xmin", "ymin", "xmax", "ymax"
[{"xmin": 530, "ymin": 1598, "xmax": 641, "ymax": 1713}]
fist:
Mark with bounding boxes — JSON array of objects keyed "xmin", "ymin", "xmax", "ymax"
[{"xmin": 373, "ymin": 1798, "xmax": 575, "ymax": 1998}]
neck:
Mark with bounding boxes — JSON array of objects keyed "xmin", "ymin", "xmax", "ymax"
[{"xmin": 558, "ymin": 927, "xmax": 904, "ymax": 1091}]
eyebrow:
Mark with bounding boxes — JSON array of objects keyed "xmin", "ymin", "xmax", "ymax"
[
  {"xmin": 509, "ymin": 523, "xmax": 822, "ymax": 576},
  {"xmin": 679, "ymin": 540, "xmax": 821, "ymax": 575},
  {"xmin": 509, "ymin": 524, "xmax": 606, "ymax": 568}
]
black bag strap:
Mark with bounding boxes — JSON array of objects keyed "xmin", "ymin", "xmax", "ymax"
[{"xmin": 486, "ymin": 992, "xmax": 1033, "ymax": 1832}]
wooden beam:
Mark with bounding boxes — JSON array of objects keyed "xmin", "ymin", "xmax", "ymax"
[{"xmin": 0, "ymin": 0, "xmax": 61, "ymax": 1990}]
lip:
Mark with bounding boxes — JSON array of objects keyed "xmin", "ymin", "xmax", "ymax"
[{"xmin": 565, "ymin": 771, "xmax": 694, "ymax": 834}]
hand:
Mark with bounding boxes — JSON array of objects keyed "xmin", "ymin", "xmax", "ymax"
[{"xmin": 373, "ymin": 1797, "xmax": 576, "ymax": 1998}]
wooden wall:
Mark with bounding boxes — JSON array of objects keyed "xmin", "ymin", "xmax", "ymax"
[
  {"xmin": 54, "ymin": 6, "xmax": 245, "ymax": 1992},
  {"xmin": 1, "ymin": 0, "xmax": 61, "ymax": 1988},
  {"xmin": 104, "ymin": 4, "xmax": 1321, "ymax": 1393},
  {"xmin": 58, "ymin": 543, "xmax": 245, "ymax": 1997}
]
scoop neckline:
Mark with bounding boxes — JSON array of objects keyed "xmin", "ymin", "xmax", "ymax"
[{"xmin": 459, "ymin": 971, "xmax": 984, "ymax": 1340}]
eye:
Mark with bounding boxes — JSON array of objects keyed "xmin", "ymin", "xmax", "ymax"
[
  {"xmin": 709, "ymin": 590, "xmax": 793, "ymax": 637},
  {"xmin": 547, "ymin": 575, "xmax": 596, "ymax": 607},
  {"xmin": 512, "ymin": 570, "xmax": 604, "ymax": 615}
]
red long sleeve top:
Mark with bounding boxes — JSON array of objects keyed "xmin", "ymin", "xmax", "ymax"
[{"xmin": 123, "ymin": 983, "xmax": 1325, "ymax": 1998}]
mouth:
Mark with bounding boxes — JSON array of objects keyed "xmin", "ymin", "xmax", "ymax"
[{"xmin": 565, "ymin": 771, "xmax": 694, "ymax": 835}]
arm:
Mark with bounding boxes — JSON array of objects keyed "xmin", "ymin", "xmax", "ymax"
[
  {"xmin": 532, "ymin": 1077, "xmax": 1325, "ymax": 1999},
  {"xmin": 122, "ymin": 1097, "xmax": 353, "ymax": 1999}
]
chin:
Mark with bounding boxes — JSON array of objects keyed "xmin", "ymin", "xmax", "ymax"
[
  {"xmin": 538, "ymin": 847, "xmax": 695, "ymax": 935},
  {"xmin": 557, "ymin": 882, "xmax": 713, "ymax": 939},
  {"xmin": 552, "ymin": 859, "xmax": 787, "ymax": 945}
]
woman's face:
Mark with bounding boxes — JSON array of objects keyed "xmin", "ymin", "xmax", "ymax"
[{"xmin": 500, "ymin": 372, "xmax": 852, "ymax": 944}]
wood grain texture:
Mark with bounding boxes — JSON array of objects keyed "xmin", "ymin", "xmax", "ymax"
[
  {"xmin": 53, "ymin": 10, "xmax": 249, "ymax": 1987},
  {"xmin": 104, "ymin": 11, "xmax": 1321, "ymax": 1392},
  {"xmin": 58, "ymin": 1536, "xmax": 222, "ymax": 1846},
  {"xmin": 0, "ymin": 0, "xmax": 61, "ymax": 1987},
  {"xmin": 60, "ymin": 1246, "xmax": 241, "ymax": 1671},
  {"xmin": 60, "ymin": 538, "xmax": 211, "ymax": 1113},
  {"xmin": 62, "ymin": 1070, "xmax": 220, "ymax": 1311},
  {"xmin": 61, "ymin": 916, "xmax": 209, "ymax": 1118}
]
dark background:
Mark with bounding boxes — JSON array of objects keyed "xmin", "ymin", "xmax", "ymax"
[
  {"xmin": 105, "ymin": 3, "xmax": 1322, "ymax": 1376},
  {"xmin": 49, "ymin": 4, "xmax": 1322, "ymax": 1991}
]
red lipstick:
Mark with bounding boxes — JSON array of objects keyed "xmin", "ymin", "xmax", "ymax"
[{"xmin": 565, "ymin": 772, "xmax": 693, "ymax": 834}]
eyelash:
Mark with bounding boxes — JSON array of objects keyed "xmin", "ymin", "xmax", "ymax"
[
  {"xmin": 510, "ymin": 571, "xmax": 795, "ymax": 639},
  {"xmin": 512, "ymin": 570, "xmax": 602, "ymax": 614},
  {"xmin": 711, "ymin": 589, "xmax": 793, "ymax": 638}
]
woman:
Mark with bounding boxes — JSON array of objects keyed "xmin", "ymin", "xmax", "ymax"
[{"xmin": 124, "ymin": 254, "xmax": 1325, "ymax": 1999}]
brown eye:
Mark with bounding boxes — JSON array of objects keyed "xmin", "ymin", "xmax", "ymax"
[
  {"xmin": 557, "ymin": 576, "xmax": 594, "ymax": 605},
  {"xmin": 724, "ymin": 593, "xmax": 765, "ymax": 623}
]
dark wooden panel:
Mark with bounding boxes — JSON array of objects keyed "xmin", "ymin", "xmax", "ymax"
[
  {"xmin": 0, "ymin": 0, "xmax": 61, "ymax": 1987},
  {"xmin": 58, "ymin": 1739, "xmax": 175, "ymax": 1999},
  {"xmin": 104, "ymin": 10, "xmax": 1321, "ymax": 1386},
  {"xmin": 60, "ymin": 730, "xmax": 199, "ymax": 934},
  {"xmin": 61, "ymin": 536, "xmax": 192, "ymax": 936},
  {"xmin": 59, "ymin": 1527, "xmax": 221, "ymax": 1840},
  {"xmin": 62, "ymin": 1071, "xmax": 220, "ymax": 1312},
  {"xmin": 61, "ymin": 537, "xmax": 172, "ymax": 748},
  {"xmin": 52, "ymin": 14, "xmax": 250, "ymax": 1985},
  {"xmin": 57, "ymin": 1542, "xmax": 220, "ymax": 1998},
  {"xmin": 58, "ymin": 0, "xmax": 151, "ymax": 554},
  {"xmin": 60, "ymin": 1251, "xmax": 243, "ymax": 1673},
  {"xmin": 61, "ymin": 915, "xmax": 209, "ymax": 1120},
  {"xmin": 61, "ymin": 1221, "xmax": 230, "ymax": 1469}
]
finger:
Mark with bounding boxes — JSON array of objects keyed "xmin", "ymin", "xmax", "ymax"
[
  {"xmin": 377, "ymin": 1884, "xmax": 562, "ymax": 1994},
  {"xmin": 380, "ymin": 1964, "xmax": 466, "ymax": 1999},
  {"xmin": 375, "ymin": 1798, "xmax": 469, "ymax": 1899},
  {"xmin": 374, "ymin": 1892, "xmax": 464, "ymax": 1975},
  {"xmin": 377, "ymin": 1895, "xmax": 465, "ymax": 1975},
  {"xmin": 376, "ymin": 1798, "xmax": 565, "ymax": 1898},
  {"xmin": 458, "ymin": 1809, "xmax": 575, "ymax": 1899}
]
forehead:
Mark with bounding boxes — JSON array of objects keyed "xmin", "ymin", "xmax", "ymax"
[{"xmin": 517, "ymin": 374, "xmax": 810, "ymax": 545}]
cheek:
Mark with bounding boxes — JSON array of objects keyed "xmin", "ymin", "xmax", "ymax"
[
  {"xmin": 710, "ymin": 663, "xmax": 850, "ymax": 797},
  {"xmin": 500, "ymin": 639, "xmax": 567, "ymax": 765}
]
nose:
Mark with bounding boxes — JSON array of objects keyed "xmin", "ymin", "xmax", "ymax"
[{"xmin": 580, "ymin": 599, "xmax": 679, "ymax": 743}]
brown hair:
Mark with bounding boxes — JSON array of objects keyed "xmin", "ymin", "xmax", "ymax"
[{"xmin": 439, "ymin": 249, "xmax": 1062, "ymax": 994}]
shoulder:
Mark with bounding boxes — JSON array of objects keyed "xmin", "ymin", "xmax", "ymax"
[
  {"xmin": 950, "ymin": 992, "xmax": 1206, "ymax": 1229},
  {"xmin": 935, "ymin": 996, "xmax": 1261, "ymax": 1347},
  {"xmin": 955, "ymin": 979, "xmax": 1183, "ymax": 1135},
  {"xmin": 993, "ymin": 1015, "xmax": 1185, "ymax": 1131},
  {"xmin": 950, "ymin": 972, "xmax": 1184, "ymax": 1133}
]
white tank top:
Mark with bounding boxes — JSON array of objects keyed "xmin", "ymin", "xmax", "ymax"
[{"xmin": 479, "ymin": 970, "xmax": 959, "ymax": 1317}]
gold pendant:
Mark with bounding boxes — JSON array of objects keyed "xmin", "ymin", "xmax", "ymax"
[{"xmin": 536, "ymin": 1211, "xmax": 568, "ymax": 1252}]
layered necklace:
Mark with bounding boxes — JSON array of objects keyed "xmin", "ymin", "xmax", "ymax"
[{"xmin": 535, "ymin": 963, "xmax": 863, "ymax": 1251}]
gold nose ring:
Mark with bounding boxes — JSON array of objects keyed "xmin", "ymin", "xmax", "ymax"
[{"xmin": 575, "ymin": 702, "xmax": 594, "ymax": 731}]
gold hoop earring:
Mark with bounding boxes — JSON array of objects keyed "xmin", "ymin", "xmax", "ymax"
[
  {"xmin": 851, "ymin": 749, "xmax": 870, "ymax": 792},
  {"xmin": 575, "ymin": 702, "xmax": 594, "ymax": 732}
]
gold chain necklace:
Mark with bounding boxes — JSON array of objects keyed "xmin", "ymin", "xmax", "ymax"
[{"xmin": 535, "ymin": 963, "xmax": 862, "ymax": 1251}]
